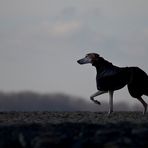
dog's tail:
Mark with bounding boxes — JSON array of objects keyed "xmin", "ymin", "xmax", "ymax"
[
  {"xmin": 142, "ymin": 75, "xmax": 148, "ymax": 97},
  {"xmin": 144, "ymin": 75, "xmax": 148, "ymax": 96},
  {"xmin": 144, "ymin": 87, "xmax": 148, "ymax": 96},
  {"xmin": 128, "ymin": 67, "xmax": 148, "ymax": 97},
  {"xmin": 145, "ymin": 92, "xmax": 148, "ymax": 96}
]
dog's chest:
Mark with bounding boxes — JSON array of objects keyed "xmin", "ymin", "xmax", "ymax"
[{"xmin": 96, "ymin": 67, "xmax": 127, "ymax": 91}]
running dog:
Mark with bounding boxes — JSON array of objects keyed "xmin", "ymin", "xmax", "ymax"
[{"xmin": 77, "ymin": 53, "xmax": 148, "ymax": 114}]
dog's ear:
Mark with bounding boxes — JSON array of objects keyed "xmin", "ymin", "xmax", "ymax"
[
  {"xmin": 91, "ymin": 53, "xmax": 100, "ymax": 65},
  {"xmin": 94, "ymin": 53, "xmax": 100, "ymax": 59},
  {"xmin": 92, "ymin": 53, "xmax": 100, "ymax": 61}
]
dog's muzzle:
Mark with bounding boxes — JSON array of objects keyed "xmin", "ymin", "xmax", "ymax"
[{"xmin": 77, "ymin": 57, "xmax": 92, "ymax": 65}]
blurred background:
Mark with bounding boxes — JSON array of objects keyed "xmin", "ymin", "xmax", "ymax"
[{"xmin": 0, "ymin": 0, "xmax": 148, "ymax": 110}]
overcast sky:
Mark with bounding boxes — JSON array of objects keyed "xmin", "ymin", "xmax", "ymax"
[{"xmin": 0, "ymin": 0, "xmax": 148, "ymax": 104}]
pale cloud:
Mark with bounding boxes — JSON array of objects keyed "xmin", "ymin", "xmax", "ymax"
[{"xmin": 49, "ymin": 20, "xmax": 82, "ymax": 36}]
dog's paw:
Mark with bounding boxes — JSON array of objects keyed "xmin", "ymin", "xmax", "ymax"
[
  {"xmin": 90, "ymin": 97, "xmax": 101, "ymax": 105},
  {"xmin": 94, "ymin": 100, "xmax": 101, "ymax": 105}
]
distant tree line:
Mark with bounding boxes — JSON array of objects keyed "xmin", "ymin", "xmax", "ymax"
[{"xmin": 0, "ymin": 91, "xmax": 142, "ymax": 111}]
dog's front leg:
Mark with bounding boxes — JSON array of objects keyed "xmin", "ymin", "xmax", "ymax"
[
  {"xmin": 108, "ymin": 91, "xmax": 114, "ymax": 115},
  {"xmin": 90, "ymin": 90, "xmax": 107, "ymax": 105}
]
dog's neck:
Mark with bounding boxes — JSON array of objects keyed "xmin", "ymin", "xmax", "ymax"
[{"xmin": 92, "ymin": 57, "xmax": 113, "ymax": 71}]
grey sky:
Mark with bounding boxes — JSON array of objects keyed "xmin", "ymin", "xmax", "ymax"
[{"xmin": 0, "ymin": 0, "xmax": 148, "ymax": 104}]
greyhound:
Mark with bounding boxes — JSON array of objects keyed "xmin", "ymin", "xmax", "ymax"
[{"xmin": 77, "ymin": 53, "xmax": 148, "ymax": 114}]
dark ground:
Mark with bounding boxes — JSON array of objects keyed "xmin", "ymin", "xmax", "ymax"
[{"xmin": 0, "ymin": 112, "xmax": 148, "ymax": 148}]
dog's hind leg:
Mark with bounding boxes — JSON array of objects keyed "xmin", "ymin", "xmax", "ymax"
[
  {"xmin": 90, "ymin": 91, "xmax": 107, "ymax": 105},
  {"xmin": 136, "ymin": 97, "xmax": 147, "ymax": 115},
  {"xmin": 108, "ymin": 91, "xmax": 114, "ymax": 115}
]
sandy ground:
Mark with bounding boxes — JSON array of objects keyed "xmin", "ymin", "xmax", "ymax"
[{"xmin": 0, "ymin": 112, "xmax": 148, "ymax": 148}]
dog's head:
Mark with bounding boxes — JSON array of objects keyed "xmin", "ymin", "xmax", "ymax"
[{"xmin": 77, "ymin": 53, "xmax": 100, "ymax": 65}]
